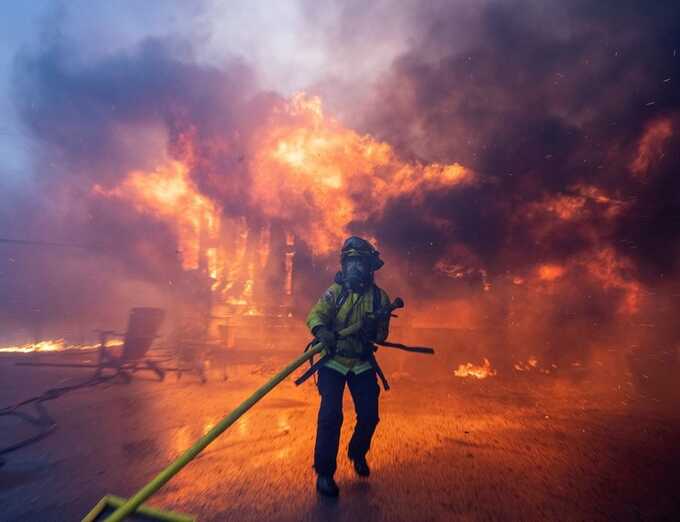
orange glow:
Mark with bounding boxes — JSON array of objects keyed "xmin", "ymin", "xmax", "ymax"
[
  {"xmin": 581, "ymin": 248, "xmax": 640, "ymax": 315},
  {"xmin": 409, "ymin": 298, "xmax": 479, "ymax": 329},
  {"xmin": 630, "ymin": 117, "xmax": 672, "ymax": 176},
  {"xmin": 528, "ymin": 184, "xmax": 626, "ymax": 222},
  {"xmin": 454, "ymin": 358, "xmax": 497, "ymax": 379},
  {"xmin": 94, "ymin": 160, "xmax": 218, "ymax": 271},
  {"xmin": 548, "ymin": 193, "xmax": 587, "ymax": 220},
  {"xmin": 532, "ymin": 249, "xmax": 639, "ymax": 314},
  {"xmin": 284, "ymin": 231, "xmax": 295, "ymax": 298},
  {"xmin": 538, "ymin": 264, "xmax": 565, "ymax": 282},
  {"xmin": 434, "ymin": 245, "xmax": 489, "ymax": 292}
]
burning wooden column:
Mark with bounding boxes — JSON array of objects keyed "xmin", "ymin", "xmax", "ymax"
[{"xmin": 284, "ymin": 231, "xmax": 295, "ymax": 311}]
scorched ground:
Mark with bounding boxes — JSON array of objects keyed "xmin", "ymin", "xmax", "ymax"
[{"xmin": 1, "ymin": 343, "xmax": 678, "ymax": 522}]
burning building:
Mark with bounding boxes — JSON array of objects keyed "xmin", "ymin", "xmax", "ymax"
[{"xmin": 0, "ymin": 1, "xmax": 678, "ymax": 382}]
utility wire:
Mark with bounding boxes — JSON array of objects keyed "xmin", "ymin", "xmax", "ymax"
[{"xmin": 0, "ymin": 237, "xmax": 88, "ymax": 249}]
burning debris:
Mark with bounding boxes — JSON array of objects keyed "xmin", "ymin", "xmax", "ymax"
[
  {"xmin": 513, "ymin": 356, "xmax": 556, "ymax": 374},
  {"xmin": 513, "ymin": 356, "xmax": 539, "ymax": 372},
  {"xmin": 454, "ymin": 358, "xmax": 497, "ymax": 379},
  {"xmin": 514, "ymin": 355, "xmax": 538, "ymax": 372},
  {"xmin": 0, "ymin": 338, "xmax": 123, "ymax": 354}
]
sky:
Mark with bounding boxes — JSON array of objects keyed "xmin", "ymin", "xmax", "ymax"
[{"xmin": 0, "ymin": 0, "xmax": 417, "ymax": 187}]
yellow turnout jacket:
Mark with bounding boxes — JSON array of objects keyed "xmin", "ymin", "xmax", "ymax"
[{"xmin": 306, "ymin": 283, "xmax": 390, "ymax": 375}]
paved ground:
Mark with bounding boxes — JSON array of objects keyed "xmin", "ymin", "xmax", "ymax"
[{"xmin": 1, "ymin": 348, "xmax": 679, "ymax": 521}]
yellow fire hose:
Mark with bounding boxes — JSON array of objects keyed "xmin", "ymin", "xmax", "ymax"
[
  {"xmin": 84, "ymin": 298, "xmax": 407, "ymax": 521},
  {"xmin": 83, "ymin": 342, "xmax": 323, "ymax": 521}
]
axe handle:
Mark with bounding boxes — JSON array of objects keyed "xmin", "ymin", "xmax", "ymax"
[{"xmin": 378, "ymin": 341, "xmax": 435, "ymax": 354}]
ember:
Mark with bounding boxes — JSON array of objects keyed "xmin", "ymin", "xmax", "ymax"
[{"xmin": 514, "ymin": 356, "xmax": 539, "ymax": 372}]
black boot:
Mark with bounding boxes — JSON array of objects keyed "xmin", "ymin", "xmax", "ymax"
[
  {"xmin": 349, "ymin": 453, "xmax": 370, "ymax": 477},
  {"xmin": 316, "ymin": 474, "xmax": 340, "ymax": 497}
]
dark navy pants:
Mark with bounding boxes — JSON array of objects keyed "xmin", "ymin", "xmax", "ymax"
[{"xmin": 313, "ymin": 366, "xmax": 380, "ymax": 476}]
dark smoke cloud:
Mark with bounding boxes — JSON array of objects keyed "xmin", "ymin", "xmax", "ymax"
[
  {"xmin": 353, "ymin": 0, "xmax": 680, "ymax": 296},
  {"xmin": 13, "ymin": 35, "xmax": 255, "ymax": 185},
  {"xmin": 2, "ymin": 32, "xmax": 264, "ymax": 341}
]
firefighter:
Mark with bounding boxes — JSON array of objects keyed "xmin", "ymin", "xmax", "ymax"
[{"xmin": 306, "ymin": 236, "xmax": 391, "ymax": 497}]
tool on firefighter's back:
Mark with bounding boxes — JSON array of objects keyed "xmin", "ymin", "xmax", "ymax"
[
  {"xmin": 362, "ymin": 297, "xmax": 434, "ymax": 352},
  {"xmin": 84, "ymin": 297, "xmax": 416, "ymax": 522}
]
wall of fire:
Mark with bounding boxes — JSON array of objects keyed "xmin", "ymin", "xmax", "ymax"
[{"xmin": 175, "ymin": 209, "xmax": 298, "ymax": 347}]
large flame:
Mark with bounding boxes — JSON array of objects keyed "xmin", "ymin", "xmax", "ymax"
[
  {"xmin": 94, "ymin": 160, "xmax": 219, "ymax": 271},
  {"xmin": 88, "ymin": 92, "xmax": 645, "ymax": 327},
  {"xmin": 92, "ymin": 92, "xmax": 476, "ymax": 312},
  {"xmin": 250, "ymin": 93, "xmax": 474, "ymax": 255}
]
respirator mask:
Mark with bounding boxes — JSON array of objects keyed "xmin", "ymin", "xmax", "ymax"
[{"xmin": 341, "ymin": 256, "xmax": 372, "ymax": 292}]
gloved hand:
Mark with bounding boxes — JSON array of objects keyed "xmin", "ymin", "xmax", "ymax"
[{"xmin": 313, "ymin": 326, "xmax": 337, "ymax": 354}]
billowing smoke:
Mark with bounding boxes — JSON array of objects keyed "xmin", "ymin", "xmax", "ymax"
[
  {"xmin": 361, "ymin": 0, "xmax": 680, "ymax": 279},
  {"xmin": 348, "ymin": 0, "xmax": 680, "ymax": 367},
  {"xmin": 2, "ymin": 1, "xmax": 679, "ymax": 372},
  {"xmin": 2, "ymin": 35, "xmax": 263, "ymax": 341}
]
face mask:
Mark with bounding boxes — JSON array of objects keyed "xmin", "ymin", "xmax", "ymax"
[{"xmin": 342, "ymin": 257, "xmax": 371, "ymax": 291}]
